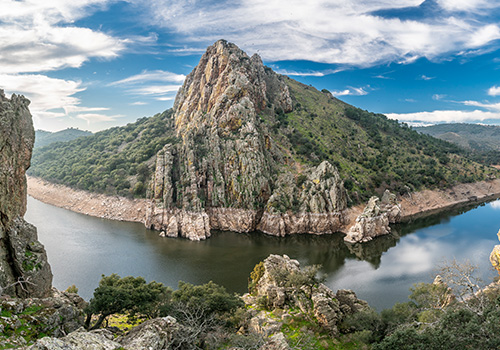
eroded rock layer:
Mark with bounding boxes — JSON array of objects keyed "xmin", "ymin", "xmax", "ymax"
[
  {"xmin": 146, "ymin": 40, "xmax": 348, "ymax": 240},
  {"xmin": 0, "ymin": 90, "xmax": 52, "ymax": 297}
]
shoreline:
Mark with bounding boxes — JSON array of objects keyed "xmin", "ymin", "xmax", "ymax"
[
  {"xmin": 27, "ymin": 175, "xmax": 500, "ymax": 235},
  {"xmin": 27, "ymin": 176, "xmax": 148, "ymax": 223}
]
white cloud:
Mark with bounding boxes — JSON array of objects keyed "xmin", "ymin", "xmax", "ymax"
[
  {"xmin": 488, "ymin": 86, "xmax": 500, "ymax": 96},
  {"xmin": 109, "ymin": 70, "xmax": 184, "ymax": 101},
  {"xmin": 0, "ymin": 1, "xmax": 128, "ymax": 74},
  {"xmin": 419, "ymin": 75, "xmax": 434, "ymax": 80},
  {"xmin": 490, "ymin": 200, "xmax": 500, "ymax": 210},
  {"xmin": 386, "ymin": 109, "xmax": 500, "ymax": 123},
  {"xmin": 109, "ymin": 70, "xmax": 186, "ymax": 86},
  {"xmin": 139, "ymin": 0, "xmax": 500, "ymax": 67},
  {"xmin": 0, "ymin": 73, "xmax": 119, "ymax": 130},
  {"xmin": 330, "ymin": 86, "xmax": 369, "ymax": 96},
  {"xmin": 76, "ymin": 113, "xmax": 124, "ymax": 124},
  {"xmin": 436, "ymin": 0, "xmax": 495, "ymax": 12},
  {"xmin": 130, "ymin": 101, "xmax": 148, "ymax": 106},
  {"xmin": 0, "ymin": 73, "xmax": 83, "ymax": 115},
  {"xmin": 461, "ymin": 100, "xmax": 500, "ymax": 111},
  {"xmin": 433, "ymin": 94, "xmax": 446, "ymax": 100}
]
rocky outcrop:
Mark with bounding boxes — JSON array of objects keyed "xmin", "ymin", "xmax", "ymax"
[
  {"xmin": 490, "ymin": 229, "xmax": 500, "ymax": 274},
  {"xmin": 0, "ymin": 289, "xmax": 86, "ymax": 348},
  {"xmin": 344, "ymin": 190, "xmax": 401, "ymax": 243},
  {"xmin": 244, "ymin": 254, "xmax": 369, "ymax": 336},
  {"xmin": 0, "ymin": 90, "xmax": 52, "ymax": 297},
  {"xmin": 146, "ymin": 40, "xmax": 348, "ymax": 240},
  {"xmin": 27, "ymin": 316, "xmax": 179, "ymax": 350}
]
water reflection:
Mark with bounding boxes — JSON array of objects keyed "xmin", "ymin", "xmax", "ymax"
[{"xmin": 26, "ymin": 196, "xmax": 500, "ymax": 311}]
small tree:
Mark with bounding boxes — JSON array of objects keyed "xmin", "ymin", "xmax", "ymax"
[{"xmin": 85, "ymin": 274, "xmax": 169, "ymax": 330}]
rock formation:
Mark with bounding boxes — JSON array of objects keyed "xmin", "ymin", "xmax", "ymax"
[
  {"xmin": 146, "ymin": 40, "xmax": 348, "ymax": 240},
  {"xmin": 344, "ymin": 190, "xmax": 401, "ymax": 243},
  {"xmin": 244, "ymin": 254, "xmax": 369, "ymax": 336},
  {"xmin": 0, "ymin": 90, "xmax": 52, "ymax": 297},
  {"xmin": 490, "ymin": 229, "xmax": 500, "ymax": 274}
]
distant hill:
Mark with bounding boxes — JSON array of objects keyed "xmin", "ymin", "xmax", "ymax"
[
  {"xmin": 414, "ymin": 123, "xmax": 500, "ymax": 151},
  {"xmin": 29, "ymin": 41, "xmax": 497, "ymax": 207},
  {"xmin": 35, "ymin": 128, "xmax": 92, "ymax": 148},
  {"xmin": 414, "ymin": 123, "xmax": 500, "ymax": 165}
]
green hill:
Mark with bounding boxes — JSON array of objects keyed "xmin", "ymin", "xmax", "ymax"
[
  {"xmin": 34, "ymin": 128, "xmax": 92, "ymax": 148},
  {"xmin": 29, "ymin": 42, "xmax": 497, "ymax": 204},
  {"xmin": 414, "ymin": 123, "xmax": 500, "ymax": 165}
]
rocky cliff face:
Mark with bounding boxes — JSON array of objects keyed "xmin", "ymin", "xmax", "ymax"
[
  {"xmin": 0, "ymin": 90, "xmax": 52, "ymax": 297},
  {"xmin": 146, "ymin": 40, "xmax": 348, "ymax": 240}
]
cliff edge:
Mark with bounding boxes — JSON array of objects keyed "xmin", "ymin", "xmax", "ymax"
[{"xmin": 0, "ymin": 90, "xmax": 52, "ymax": 297}]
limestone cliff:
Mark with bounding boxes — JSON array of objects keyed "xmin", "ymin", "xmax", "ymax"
[
  {"xmin": 0, "ymin": 90, "xmax": 52, "ymax": 297},
  {"xmin": 146, "ymin": 40, "xmax": 348, "ymax": 240}
]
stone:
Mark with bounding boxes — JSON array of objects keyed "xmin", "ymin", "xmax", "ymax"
[
  {"xmin": 0, "ymin": 90, "xmax": 52, "ymax": 297},
  {"xmin": 118, "ymin": 316, "xmax": 177, "ymax": 350},
  {"xmin": 259, "ymin": 332, "xmax": 291, "ymax": 350},
  {"xmin": 27, "ymin": 328, "xmax": 121, "ymax": 350},
  {"xmin": 344, "ymin": 190, "xmax": 401, "ymax": 243},
  {"xmin": 490, "ymin": 229, "xmax": 500, "ymax": 274},
  {"xmin": 246, "ymin": 254, "xmax": 369, "ymax": 336}
]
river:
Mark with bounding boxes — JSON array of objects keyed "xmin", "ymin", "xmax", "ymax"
[{"xmin": 25, "ymin": 196, "xmax": 500, "ymax": 310}]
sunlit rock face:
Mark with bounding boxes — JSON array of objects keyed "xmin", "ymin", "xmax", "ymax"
[
  {"xmin": 146, "ymin": 40, "xmax": 348, "ymax": 240},
  {"xmin": 0, "ymin": 90, "xmax": 52, "ymax": 297}
]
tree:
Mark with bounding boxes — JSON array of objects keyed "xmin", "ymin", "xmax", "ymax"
[{"xmin": 85, "ymin": 274, "xmax": 169, "ymax": 330}]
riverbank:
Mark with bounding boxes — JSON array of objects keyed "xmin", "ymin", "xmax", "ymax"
[
  {"xmin": 27, "ymin": 176, "xmax": 147, "ymax": 223},
  {"xmin": 27, "ymin": 175, "xmax": 500, "ymax": 233}
]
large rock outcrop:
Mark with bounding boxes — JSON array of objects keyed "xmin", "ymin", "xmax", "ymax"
[
  {"xmin": 344, "ymin": 190, "xmax": 401, "ymax": 243},
  {"xmin": 0, "ymin": 90, "xmax": 52, "ymax": 297},
  {"xmin": 146, "ymin": 40, "xmax": 348, "ymax": 240},
  {"xmin": 244, "ymin": 254, "xmax": 369, "ymax": 336},
  {"xmin": 490, "ymin": 229, "xmax": 500, "ymax": 274}
]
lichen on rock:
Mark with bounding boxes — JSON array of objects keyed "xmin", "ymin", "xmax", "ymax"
[{"xmin": 0, "ymin": 90, "xmax": 52, "ymax": 297}]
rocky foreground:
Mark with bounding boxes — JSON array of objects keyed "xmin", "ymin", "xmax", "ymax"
[{"xmin": 14, "ymin": 254, "xmax": 369, "ymax": 349}]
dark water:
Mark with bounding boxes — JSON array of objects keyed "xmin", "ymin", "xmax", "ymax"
[{"xmin": 25, "ymin": 196, "xmax": 500, "ymax": 310}]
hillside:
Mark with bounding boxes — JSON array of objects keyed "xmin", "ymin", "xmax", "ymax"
[
  {"xmin": 34, "ymin": 128, "xmax": 92, "ymax": 148},
  {"xmin": 414, "ymin": 123, "xmax": 500, "ymax": 151},
  {"xmin": 29, "ymin": 40, "xmax": 498, "ymax": 239},
  {"xmin": 415, "ymin": 123, "xmax": 500, "ymax": 165}
]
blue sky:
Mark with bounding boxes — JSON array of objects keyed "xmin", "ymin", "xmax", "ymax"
[{"xmin": 2, "ymin": 0, "xmax": 500, "ymax": 132}]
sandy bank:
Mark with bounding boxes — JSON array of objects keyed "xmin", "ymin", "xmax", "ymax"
[
  {"xmin": 27, "ymin": 176, "xmax": 148, "ymax": 223},
  {"xmin": 27, "ymin": 175, "xmax": 500, "ymax": 233},
  {"xmin": 397, "ymin": 178, "xmax": 500, "ymax": 221}
]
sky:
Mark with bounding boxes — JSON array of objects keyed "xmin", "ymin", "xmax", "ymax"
[{"xmin": 2, "ymin": 0, "xmax": 500, "ymax": 132}]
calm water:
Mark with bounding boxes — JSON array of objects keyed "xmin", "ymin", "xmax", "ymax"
[{"xmin": 25, "ymin": 196, "xmax": 500, "ymax": 310}]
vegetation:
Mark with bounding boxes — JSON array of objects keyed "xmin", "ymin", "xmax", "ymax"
[
  {"xmin": 28, "ymin": 77, "xmax": 498, "ymax": 204},
  {"xmin": 29, "ymin": 110, "xmax": 177, "ymax": 198},
  {"xmin": 415, "ymin": 123, "xmax": 500, "ymax": 165},
  {"xmin": 34, "ymin": 128, "xmax": 92, "ymax": 148},
  {"xmin": 84, "ymin": 274, "xmax": 168, "ymax": 330},
  {"xmin": 265, "ymin": 79, "xmax": 497, "ymax": 201}
]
